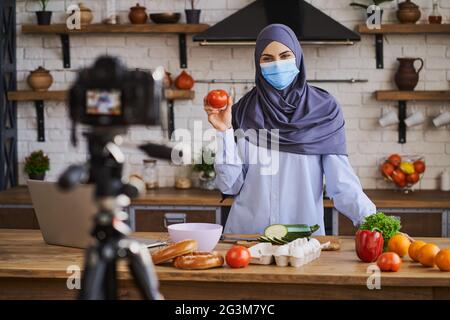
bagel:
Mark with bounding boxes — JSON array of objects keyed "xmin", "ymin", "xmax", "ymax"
[
  {"xmin": 173, "ymin": 251, "xmax": 224, "ymax": 270},
  {"xmin": 151, "ymin": 239, "xmax": 198, "ymax": 265}
]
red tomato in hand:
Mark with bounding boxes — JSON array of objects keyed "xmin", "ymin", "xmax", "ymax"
[
  {"xmin": 377, "ymin": 252, "xmax": 402, "ymax": 272},
  {"xmin": 225, "ymin": 245, "xmax": 251, "ymax": 268},
  {"xmin": 207, "ymin": 90, "xmax": 229, "ymax": 109},
  {"xmin": 413, "ymin": 160, "xmax": 426, "ymax": 174},
  {"xmin": 388, "ymin": 154, "xmax": 402, "ymax": 167}
]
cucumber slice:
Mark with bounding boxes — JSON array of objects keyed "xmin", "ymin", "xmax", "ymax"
[
  {"xmin": 257, "ymin": 236, "xmax": 271, "ymax": 243},
  {"xmin": 264, "ymin": 224, "xmax": 288, "ymax": 239},
  {"xmin": 274, "ymin": 237, "xmax": 288, "ymax": 244}
]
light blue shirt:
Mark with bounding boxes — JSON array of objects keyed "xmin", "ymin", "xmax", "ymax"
[{"xmin": 214, "ymin": 128, "xmax": 377, "ymax": 235}]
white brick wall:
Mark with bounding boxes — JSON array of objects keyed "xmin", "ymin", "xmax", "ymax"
[{"xmin": 15, "ymin": 0, "xmax": 450, "ymax": 189}]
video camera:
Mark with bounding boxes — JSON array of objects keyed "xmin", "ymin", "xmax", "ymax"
[{"xmin": 69, "ymin": 56, "xmax": 164, "ymax": 128}]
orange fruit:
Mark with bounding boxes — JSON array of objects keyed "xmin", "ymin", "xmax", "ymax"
[
  {"xmin": 408, "ymin": 240, "xmax": 427, "ymax": 262},
  {"xmin": 435, "ymin": 249, "xmax": 450, "ymax": 271},
  {"xmin": 418, "ymin": 243, "xmax": 440, "ymax": 267},
  {"xmin": 387, "ymin": 234, "xmax": 411, "ymax": 257}
]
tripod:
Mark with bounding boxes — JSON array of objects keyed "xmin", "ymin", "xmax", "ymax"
[{"xmin": 59, "ymin": 128, "xmax": 163, "ymax": 300}]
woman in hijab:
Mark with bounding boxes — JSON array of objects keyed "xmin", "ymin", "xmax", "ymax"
[{"xmin": 204, "ymin": 24, "xmax": 376, "ymax": 235}]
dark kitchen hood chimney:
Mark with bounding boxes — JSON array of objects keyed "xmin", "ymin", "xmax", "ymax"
[{"xmin": 193, "ymin": 0, "xmax": 360, "ymax": 45}]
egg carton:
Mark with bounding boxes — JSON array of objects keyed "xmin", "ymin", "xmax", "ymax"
[{"xmin": 249, "ymin": 238, "xmax": 328, "ymax": 268}]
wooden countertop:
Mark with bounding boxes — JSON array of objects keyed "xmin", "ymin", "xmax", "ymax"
[
  {"xmin": 0, "ymin": 229, "xmax": 449, "ymax": 288},
  {"xmin": 0, "ymin": 186, "xmax": 449, "ymax": 209}
]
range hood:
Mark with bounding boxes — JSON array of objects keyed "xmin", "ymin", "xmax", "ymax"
[{"xmin": 193, "ymin": 0, "xmax": 360, "ymax": 45}]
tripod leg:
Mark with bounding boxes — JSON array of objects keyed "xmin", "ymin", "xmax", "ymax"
[
  {"xmin": 80, "ymin": 246, "xmax": 108, "ymax": 300},
  {"xmin": 104, "ymin": 258, "xmax": 118, "ymax": 300},
  {"xmin": 126, "ymin": 241, "xmax": 163, "ymax": 300}
]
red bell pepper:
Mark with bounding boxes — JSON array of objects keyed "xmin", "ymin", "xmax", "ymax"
[{"xmin": 355, "ymin": 229, "xmax": 384, "ymax": 262}]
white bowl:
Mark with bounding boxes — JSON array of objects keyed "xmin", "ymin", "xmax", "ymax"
[{"xmin": 167, "ymin": 223, "xmax": 223, "ymax": 252}]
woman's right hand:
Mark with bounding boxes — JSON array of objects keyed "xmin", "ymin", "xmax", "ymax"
[{"xmin": 203, "ymin": 95, "xmax": 233, "ymax": 132}]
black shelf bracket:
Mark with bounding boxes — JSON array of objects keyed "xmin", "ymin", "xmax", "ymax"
[
  {"xmin": 398, "ymin": 100, "xmax": 407, "ymax": 144},
  {"xmin": 60, "ymin": 34, "xmax": 71, "ymax": 68},
  {"xmin": 167, "ymin": 99, "xmax": 175, "ymax": 140},
  {"xmin": 35, "ymin": 100, "xmax": 45, "ymax": 142},
  {"xmin": 178, "ymin": 33, "xmax": 187, "ymax": 69},
  {"xmin": 375, "ymin": 34, "xmax": 384, "ymax": 69}
]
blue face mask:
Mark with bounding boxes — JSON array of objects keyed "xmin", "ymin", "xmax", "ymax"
[{"xmin": 260, "ymin": 58, "xmax": 299, "ymax": 90}]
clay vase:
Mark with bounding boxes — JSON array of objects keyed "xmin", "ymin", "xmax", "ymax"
[
  {"xmin": 27, "ymin": 67, "xmax": 53, "ymax": 91},
  {"xmin": 397, "ymin": 0, "xmax": 421, "ymax": 24},
  {"xmin": 174, "ymin": 70, "xmax": 194, "ymax": 90},
  {"xmin": 163, "ymin": 71, "xmax": 173, "ymax": 89},
  {"xmin": 79, "ymin": 2, "xmax": 93, "ymax": 25},
  {"xmin": 394, "ymin": 58, "xmax": 424, "ymax": 91},
  {"xmin": 129, "ymin": 3, "xmax": 148, "ymax": 24}
]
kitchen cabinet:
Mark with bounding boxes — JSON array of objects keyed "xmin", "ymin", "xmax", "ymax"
[
  {"xmin": 338, "ymin": 211, "xmax": 444, "ymax": 237},
  {"xmin": 0, "ymin": 187, "xmax": 449, "ymax": 237},
  {"xmin": 135, "ymin": 209, "xmax": 216, "ymax": 232},
  {"xmin": 0, "ymin": 208, "xmax": 38, "ymax": 229}
]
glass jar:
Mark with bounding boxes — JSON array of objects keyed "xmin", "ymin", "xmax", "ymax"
[
  {"xmin": 175, "ymin": 165, "xmax": 193, "ymax": 189},
  {"xmin": 143, "ymin": 159, "xmax": 159, "ymax": 190},
  {"xmin": 103, "ymin": 0, "xmax": 119, "ymax": 24},
  {"xmin": 428, "ymin": 0, "xmax": 443, "ymax": 24}
]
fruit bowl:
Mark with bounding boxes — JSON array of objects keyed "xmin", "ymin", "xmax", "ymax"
[{"xmin": 379, "ymin": 154, "xmax": 426, "ymax": 193}]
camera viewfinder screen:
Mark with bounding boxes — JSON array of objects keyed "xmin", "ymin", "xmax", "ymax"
[{"xmin": 86, "ymin": 90, "xmax": 122, "ymax": 116}]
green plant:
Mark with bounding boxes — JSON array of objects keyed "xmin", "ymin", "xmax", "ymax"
[
  {"xmin": 350, "ymin": 0, "xmax": 393, "ymax": 9},
  {"xmin": 24, "ymin": 150, "xmax": 50, "ymax": 175},
  {"xmin": 36, "ymin": 0, "xmax": 50, "ymax": 11},
  {"xmin": 187, "ymin": 0, "xmax": 199, "ymax": 10},
  {"xmin": 192, "ymin": 148, "xmax": 215, "ymax": 178},
  {"xmin": 359, "ymin": 212, "xmax": 402, "ymax": 250}
]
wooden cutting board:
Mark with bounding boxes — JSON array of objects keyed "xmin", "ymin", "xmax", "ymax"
[{"xmin": 221, "ymin": 234, "xmax": 341, "ymax": 251}]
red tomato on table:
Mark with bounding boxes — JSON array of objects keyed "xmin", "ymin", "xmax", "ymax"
[
  {"xmin": 207, "ymin": 90, "xmax": 229, "ymax": 109},
  {"xmin": 225, "ymin": 245, "xmax": 251, "ymax": 268},
  {"xmin": 377, "ymin": 252, "xmax": 402, "ymax": 272}
]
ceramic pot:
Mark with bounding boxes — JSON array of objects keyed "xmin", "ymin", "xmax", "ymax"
[
  {"xmin": 174, "ymin": 70, "xmax": 195, "ymax": 90},
  {"xmin": 394, "ymin": 57, "xmax": 424, "ymax": 91},
  {"xmin": 397, "ymin": 0, "xmax": 421, "ymax": 24},
  {"xmin": 27, "ymin": 67, "xmax": 53, "ymax": 92},
  {"xmin": 79, "ymin": 2, "xmax": 93, "ymax": 25},
  {"xmin": 36, "ymin": 11, "xmax": 52, "ymax": 25},
  {"xmin": 129, "ymin": 3, "xmax": 148, "ymax": 24},
  {"xmin": 164, "ymin": 71, "xmax": 173, "ymax": 88},
  {"xmin": 28, "ymin": 173, "xmax": 45, "ymax": 181},
  {"xmin": 185, "ymin": 9, "xmax": 201, "ymax": 24}
]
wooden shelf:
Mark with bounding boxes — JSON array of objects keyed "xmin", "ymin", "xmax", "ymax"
[
  {"xmin": 358, "ymin": 24, "xmax": 450, "ymax": 69},
  {"xmin": 358, "ymin": 23, "xmax": 450, "ymax": 34},
  {"xmin": 375, "ymin": 90, "xmax": 450, "ymax": 101},
  {"xmin": 375, "ymin": 90, "xmax": 450, "ymax": 144},
  {"xmin": 7, "ymin": 89, "xmax": 194, "ymax": 102},
  {"xmin": 7, "ymin": 90, "xmax": 66, "ymax": 101},
  {"xmin": 22, "ymin": 23, "xmax": 210, "ymax": 34},
  {"xmin": 21, "ymin": 23, "xmax": 210, "ymax": 69},
  {"xmin": 7, "ymin": 89, "xmax": 194, "ymax": 142}
]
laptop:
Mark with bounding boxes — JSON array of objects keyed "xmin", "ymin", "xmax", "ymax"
[{"xmin": 28, "ymin": 180, "xmax": 166, "ymax": 249}]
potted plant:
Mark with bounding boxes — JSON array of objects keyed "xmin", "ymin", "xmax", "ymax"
[
  {"xmin": 185, "ymin": 0, "xmax": 201, "ymax": 24},
  {"xmin": 34, "ymin": 0, "xmax": 52, "ymax": 25},
  {"xmin": 192, "ymin": 148, "xmax": 216, "ymax": 190},
  {"xmin": 350, "ymin": 0, "xmax": 394, "ymax": 22},
  {"xmin": 24, "ymin": 150, "xmax": 50, "ymax": 180}
]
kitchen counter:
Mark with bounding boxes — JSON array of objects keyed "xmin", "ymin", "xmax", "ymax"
[
  {"xmin": 0, "ymin": 229, "xmax": 449, "ymax": 300},
  {"xmin": 1, "ymin": 186, "xmax": 450, "ymax": 208}
]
